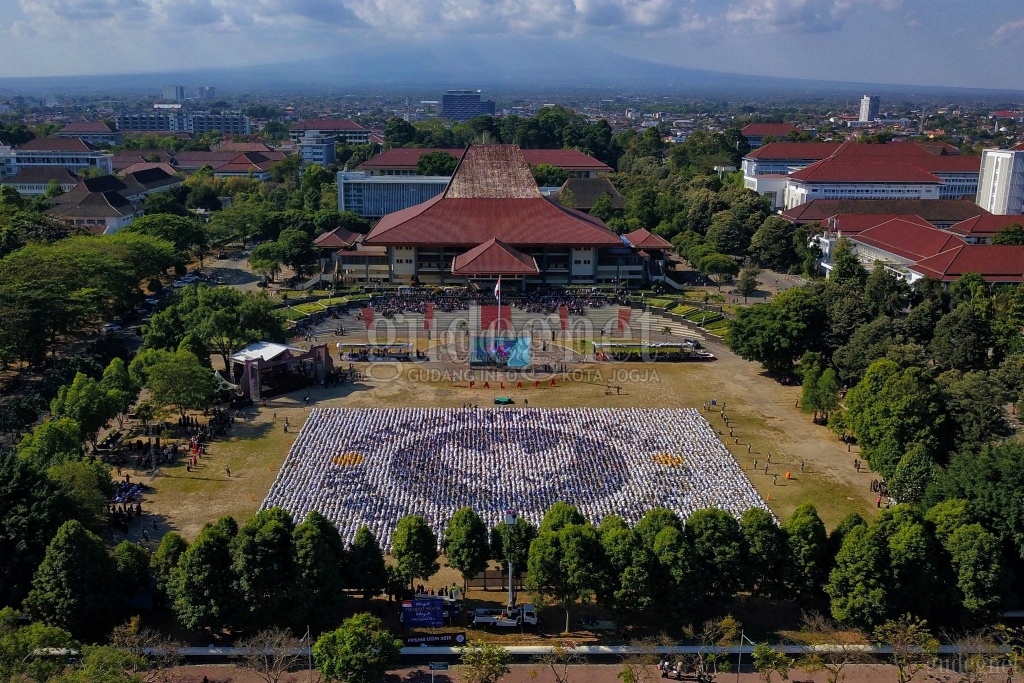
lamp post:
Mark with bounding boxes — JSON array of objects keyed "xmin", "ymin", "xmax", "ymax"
[
  {"xmin": 504, "ymin": 509, "xmax": 517, "ymax": 610},
  {"xmin": 736, "ymin": 630, "xmax": 755, "ymax": 682}
]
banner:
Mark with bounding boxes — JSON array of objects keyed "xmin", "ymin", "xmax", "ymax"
[
  {"xmin": 246, "ymin": 360, "xmax": 260, "ymax": 400},
  {"xmin": 401, "ymin": 599, "xmax": 444, "ymax": 628},
  {"xmin": 404, "ymin": 633, "xmax": 467, "ymax": 647}
]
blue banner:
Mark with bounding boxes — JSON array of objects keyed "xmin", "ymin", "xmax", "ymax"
[{"xmin": 402, "ymin": 599, "xmax": 444, "ymax": 628}]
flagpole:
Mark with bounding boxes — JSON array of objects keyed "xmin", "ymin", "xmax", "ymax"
[{"xmin": 497, "ymin": 276, "xmax": 502, "ymax": 333}]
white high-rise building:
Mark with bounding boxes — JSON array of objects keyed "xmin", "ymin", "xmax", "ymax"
[
  {"xmin": 162, "ymin": 85, "xmax": 185, "ymax": 102},
  {"xmin": 859, "ymin": 95, "xmax": 880, "ymax": 122},
  {"xmin": 976, "ymin": 148, "xmax": 1024, "ymax": 215}
]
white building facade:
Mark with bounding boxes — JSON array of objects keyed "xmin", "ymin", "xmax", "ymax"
[
  {"xmin": 976, "ymin": 149, "xmax": 1024, "ymax": 215},
  {"xmin": 337, "ymin": 172, "xmax": 449, "ymax": 217}
]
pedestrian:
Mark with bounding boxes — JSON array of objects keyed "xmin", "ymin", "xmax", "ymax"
[
  {"xmin": 764, "ymin": 463, "xmax": 769, "ymax": 475},
  {"xmin": 524, "ymin": 398, "xmax": 528, "ymax": 407},
  {"xmin": 225, "ymin": 465, "xmax": 231, "ymax": 477},
  {"xmin": 747, "ymin": 443, "xmax": 752, "ymax": 453},
  {"xmin": 283, "ymin": 423, "xmax": 288, "ymax": 433},
  {"xmin": 876, "ymin": 494, "xmax": 882, "ymax": 508},
  {"xmin": 273, "ymin": 411, "xmax": 277, "ymax": 420},
  {"xmin": 766, "ymin": 453, "xmax": 771, "ymax": 465},
  {"xmin": 773, "ymin": 474, "xmax": 778, "ymax": 486},
  {"xmin": 800, "ymin": 460, "xmax": 805, "ymax": 472},
  {"xmin": 142, "ymin": 528, "xmax": 150, "ymax": 542}
]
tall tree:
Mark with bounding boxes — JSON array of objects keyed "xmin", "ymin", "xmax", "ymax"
[
  {"xmin": 313, "ymin": 614, "xmax": 400, "ymax": 683},
  {"xmin": 49, "ymin": 372, "xmax": 115, "ymax": 449},
  {"xmin": 783, "ymin": 504, "xmax": 830, "ymax": 603},
  {"xmin": 931, "ymin": 303, "xmax": 993, "ymax": 371},
  {"xmin": 416, "ymin": 151, "xmax": 459, "ymax": 176},
  {"xmin": 168, "ymin": 516, "xmax": 239, "ymax": 632},
  {"xmin": 293, "ymin": 511, "xmax": 347, "ymax": 632},
  {"xmin": 112, "ymin": 541, "xmax": 151, "ymax": 595},
  {"xmin": 686, "ymin": 508, "xmax": 747, "ymax": 602},
  {"xmin": 460, "ymin": 640, "xmax": 512, "ymax": 683},
  {"xmin": 490, "ymin": 516, "xmax": 538, "ymax": 577},
  {"xmin": 146, "ymin": 350, "xmax": 217, "ymax": 417},
  {"xmin": 231, "ymin": 508, "xmax": 295, "ymax": 628},
  {"xmin": 829, "ymin": 239, "xmax": 868, "ymax": 288},
  {"xmin": 391, "ymin": 515, "xmax": 439, "ymax": 588},
  {"xmin": 47, "ymin": 459, "xmax": 114, "ymax": 533},
  {"xmin": 740, "ymin": 508, "xmax": 787, "ymax": 598},
  {"xmin": 151, "ymin": 532, "xmax": 188, "ymax": 601},
  {"xmin": 442, "ymin": 507, "xmax": 490, "ymax": 593},
  {"xmin": 347, "ymin": 525, "xmax": 387, "ymax": 599},
  {"xmin": 526, "ymin": 522, "xmax": 603, "ymax": 632},
  {"xmin": 24, "ymin": 520, "xmax": 115, "ymax": 639}
]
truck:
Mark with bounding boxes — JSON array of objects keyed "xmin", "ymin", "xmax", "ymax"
[{"xmin": 471, "ymin": 604, "xmax": 538, "ymax": 628}]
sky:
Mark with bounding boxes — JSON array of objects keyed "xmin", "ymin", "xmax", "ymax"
[{"xmin": 1, "ymin": 0, "xmax": 1023, "ymax": 90}]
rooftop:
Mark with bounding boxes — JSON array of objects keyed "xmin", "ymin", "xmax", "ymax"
[
  {"xmin": 16, "ymin": 137, "xmax": 105, "ymax": 152},
  {"xmin": 57, "ymin": 121, "xmax": 118, "ymax": 135},
  {"xmin": 789, "ymin": 160, "xmax": 942, "ymax": 184},
  {"xmin": 910, "ymin": 245, "xmax": 1024, "ymax": 282},
  {"xmin": 623, "ymin": 228, "xmax": 673, "ymax": 250},
  {"xmin": 290, "ymin": 119, "xmax": 367, "ymax": 132},
  {"xmin": 852, "ymin": 220, "xmax": 966, "ymax": 262},
  {"xmin": 357, "ymin": 147, "xmax": 612, "ymax": 173},
  {"xmin": 555, "ymin": 177, "xmax": 625, "ymax": 211},
  {"xmin": 745, "ymin": 142, "xmax": 842, "ymax": 160},
  {"xmin": 451, "ymin": 238, "xmax": 540, "ymax": 275},
  {"xmin": 947, "ymin": 215, "xmax": 1024, "ymax": 238},
  {"xmin": 782, "ymin": 199, "xmax": 990, "ymax": 224},
  {"xmin": 741, "ymin": 123, "xmax": 800, "ymax": 138}
]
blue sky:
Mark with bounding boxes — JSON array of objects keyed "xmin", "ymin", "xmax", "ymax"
[{"xmin": 1, "ymin": 0, "xmax": 1022, "ymax": 90}]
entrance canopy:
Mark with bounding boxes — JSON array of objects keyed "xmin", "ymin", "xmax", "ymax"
[{"xmin": 451, "ymin": 238, "xmax": 540, "ymax": 276}]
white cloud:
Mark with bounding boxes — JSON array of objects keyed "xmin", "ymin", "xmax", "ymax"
[
  {"xmin": 991, "ymin": 17, "xmax": 1024, "ymax": 43},
  {"xmin": 725, "ymin": 0, "xmax": 898, "ymax": 33}
]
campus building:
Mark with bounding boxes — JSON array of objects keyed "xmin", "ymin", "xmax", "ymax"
[
  {"xmin": 357, "ymin": 147, "xmax": 611, "ymax": 177},
  {"xmin": 0, "ymin": 137, "xmax": 114, "ymax": 179},
  {"xmin": 441, "ymin": 90, "xmax": 496, "ymax": 121},
  {"xmin": 115, "ymin": 111, "xmax": 252, "ymax": 135},
  {"xmin": 298, "ymin": 132, "xmax": 336, "ymax": 167},
  {"xmin": 361, "ymin": 145, "xmax": 660, "ymax": 288},
  {"xmin": 859, "ymin": 95, "xmax": 880, "ymax": 122},
  {"xmin": 288, "ymin": 119, "xmax": 370, "ymax": 145},
  {"xmin": 741, "ymin": 141, "xmax": 980, "ymax": 211},
  {"xmin": 56, "ymin": 121, "xmax": 123, "ymax": 146},
  {"xmin": 337, "ymin": 172, "xmax": 450, "ymax": 218},
  {"xmin": 976, "ymin": 148, "xmax": 1024, "ymax": 215},
  {"xmin": 739, "ymin": 123, "xmax": 800, "ymax": 148}
]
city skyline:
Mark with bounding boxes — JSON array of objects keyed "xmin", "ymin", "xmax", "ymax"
[{"xmin": 1, "ymin": 0, "xmax": 1023, "ymax": 91}]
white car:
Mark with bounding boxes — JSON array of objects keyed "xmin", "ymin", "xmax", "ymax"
[{"xmin": 102, "ymin": 324, "xmax": 122, "ymax": 334}]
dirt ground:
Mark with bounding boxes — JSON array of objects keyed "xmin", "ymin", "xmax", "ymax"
[
  {"xmin": 165, "ymin": 661, "xmax": 1019, "ymax": 683},
  {"xmin": 126, "ymin": 326, "xmax": 876, "ymax": 545}
]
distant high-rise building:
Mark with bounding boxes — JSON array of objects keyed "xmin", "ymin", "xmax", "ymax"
[
  {"xmin": 162, "ymin": 85, "xmax": 185, "ymax": 102},
  {"xmin": 441, "ymin": 90, "xmax": 495, "ymax": 122},
  {"xmin": 197, "ymin": 86, "xmax": 216, "ymax": 100},
  {"xmin": 116, "ymin": 111, "xmax": 252, "ymax": 136},
  {"xmin": 976, "ymin": 148, "xmax": 1024, "ymax": 215},
  {"xmin": 859, "ymin": 95, "xmax": 880, "ymax": 122}
]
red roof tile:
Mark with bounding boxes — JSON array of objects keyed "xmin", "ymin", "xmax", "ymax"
[
  {"xmin": 364, "ymin": 145, "xmax": 622, "ymax": 248},
  {"xmin": 910, "ymin": 245, "xmax": 1024, "ymax": 282},
  {"xmin": 623, "ymin": 228, "xmax": 672, "ymax": 249},
  {"xmin": 741, "ymin": 123, "xmax": 800, "ymax": 137},
  {"xmin": 451, "ymin": 238, "xmax": 540, "ymax": 275},
  {"xmin": 947, "ymin": 215, "xmax": 1024, "ymax": 237},
  {"xmin": 290, "ymin": 119, "xmax": 366, "ymax": 132},
  {"xmin": 789, "ymin": 160, "xmax": 942, "ymax": 184},
  {"xmin": 744, "ymin": 142, "xmax": 842, "ymax": 160},
  {"xmin": 852, "ymin": 220, "xmax": 966, "ymax": 261},
  {"xmin": 825, "ymin": 214, "xmax": 934, "ymax": 235},
  {"xmin": 314, "ymin": 227, "xmax": 360, "ymax": 249},
  {"xmin": 520, "ymin": 149, "xmax": 611, "ymax": 172},
  {"xmin": 17, "ymin": 137, "xmax": 103, "ymax": 152},
  {"xmin": 782, "ymin": 199, "xmax": 990, "ymax": 224},
  {"xmin": 58, "ymin": 121, "xmax": 117, "ymax": 134}
]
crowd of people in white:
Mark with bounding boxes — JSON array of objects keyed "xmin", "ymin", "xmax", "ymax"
[{"xmin": 262, "ymin": 407, "xmax": 770, "ymax": 549}]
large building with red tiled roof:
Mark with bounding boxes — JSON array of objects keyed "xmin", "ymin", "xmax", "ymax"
[
  {"xmin": 742, "ymin": 141, "xmax": 980, "ymax": 211},
  {"xmin": 358, "ymin": 147, "xmax": 611, "ymax": 177},
  {"xmin": 56, "ymin": 121, "xmax": 122, "ymax": 146},
  {"xmin": 0, "ymin": 136, "xmax": 114, "ymax": 179},
  {"xmin": 361, "ymin": 145, "xmax": 650, "ymax": 287},
  {"xmin": 780, "ymin": 199, "xmax": 989, "ymax": 228},
  {"xmin": 909, "ymin": 245, "xmax": 1024, "ymax": 283},
  {"xmin": 947, "ymin": 214, "xmax": 1024, "ymax": 244}
]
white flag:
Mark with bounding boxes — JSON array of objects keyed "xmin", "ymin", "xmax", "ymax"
[{"xmin": 494, "ymin": 276, "xmax": 501, "ymax": 298}]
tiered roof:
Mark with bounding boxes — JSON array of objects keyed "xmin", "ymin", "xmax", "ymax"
[
  {"xmin": 364, "ymin": 145, "xmax": 622, "ymax": 248},
  {"xmin": 947, "ymin": 215, "xmax": 1024, "ymax": 240},
  {"xmin": 451, "ymin": 238, "xmax": 540, "ymax": 275},
  {"xmin": 853, "ymin": 220, "xmax": 966, "ymax": 262},
  {"xmin": 910, "ymin": 245, "xmax": 1024, "ymax": 282}
]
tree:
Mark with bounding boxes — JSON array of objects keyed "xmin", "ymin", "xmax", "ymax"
[
  {"xmin": 231, "ymin": 508, "xmax": 295, "ymax": 628},
  {"xmin": 888, "ymin": 444, "xmax": 935, "ymax": 505},
  {"xmin": 237, "ymin": 628, "xmax": 307, "ymax": 683},
  {"xmin": 705, "ymin": 211, "xmax": 749, "ymax": 256},
  {"xmin": 873, "ymin": 615, "xmax": 938, "ymax": 683},
  {"xmin": 829, "ymin": 239, "xmax": 867, "ymax": 289},
  {"xmin": 678, "ymin": 616, "xmax": 740, "ymax": 683},
  {"xmin": 249, "ymin": 242, "xmax": 284, "ymax": 282},
  {"xmin": 460, "ymin": 640, "xmax": 512, "ymax": 683},
  {"xmin": 277, "ymin": 227, "xmax": 316, "ymax": 279},
  {"xmin": 727, "ymin": 287, "xmax": 825, "ymax": 375},
  {"xmin": 109, "ymin": 616, "xmax": 183, "ymax": 683},
  {"xmin": 146, "ymin": 351, "xmax": 216, "ymax": 417},
  {"xmin": 144, "ymin": 191, "xmax": 188, "ymax": 217},
  {"xmin": 633, "ymin": 508, "xmax": 683, "ymax": 549},
  {"xmin": 945, "ymin": 524, "xmax": 1004, "ymax": 623},
  {"xmin": 50, "ymin": 372, "xmax": 115, "ymax": 449},
  {"xmin": 651, "ymin": 526, "xmax": 703, "ymax": 615},
  {"xmin": 347, "ymin": 525, "xmax": 387, "ymax": 599},
  {"xmin": 124, "ymin": 214, "xmax": 207, "ymax": 259},
  {"xmin": 382, "ymin": 117, "xmax": 417, "ymax": 146},
  {"xmin": 526, "ymin": 522, "xmax": 603, "ymax": 632},
  {"xmin": 168, "ymin": 516, "xmax": 238, "ymax": 632},
  {"xmin": 751, "ymin": 643, "xmax": 790, "ymax": 683},
  {"xmin": 735, "ymin": 266, "xmax": 761, "ymax": 303},
  {"xmin": 16, "ymin": 417, "xmax": 82, "ymax": 468},
  {"xmin": 930, "ymin": 303, "xmax": 993, "ymax": 371},
  {"xmin": 100, "ymin": 358, "xmax": 139, "ymax": 429},
  {"xmin": 844, "ymin": 360, "xmax": 946, "ymax": 479},
  {"xmin": 800, "ymin": 363, "xmax": 822, "ymax": 420},
  {"xmin": 687, "ymin": 509, "xmax": 747, "ymax": 602},
  {"xmin": 815, "ymin": 368, "xmax": 840, "ymax": 420},
  {"xmin": 783, "ymin": 504, "xmax": 830, "ymax": 603},
  {"xmin": 417, "ymin": 151, "xmax": 460, "ymax": 176},
  {"xmin": 25, "ymin": 520, "xmax": 115, "ymax": 639},
  {"xmin": 793, "ymin": 612, "xmax": 869, "ymax": 683},
  {"xmin": 539, "ymin": 502, "xmax": 586, "ymax": 534},
  {"xmin": 0, "ymin": 455, "xmax": 71, "ymax": 608},
  {"xmin": 740, "ymin": 508, "xmax": 787, "ymax": 598},
  {"xmin": 698, "ymin": 253, "xmax": 739, "ymax": 289},
  {"xmin": 749, "ymin": 216, "xmax": 798, "ymax": 272},
  {"xmin": 864, "ymin": 265, "xmax": 911, "ymax": 319},
  {"xmin": 313, "ymin": 613, "xmax": 400, "ymax": 683},
  {"xmin": 993, "ymin": 222, "xmax": 1024, "ymax": 245},
  {"xmin": 590, "ymin": 191, "xmax": 618, "ymax": 222},
  {"xmin": 443, "ymin": 507, "xmax": 490, "ymax": 593},
  {"xmin": 392, "ymin": 515, "xmax": 439, "ymax": 588},
  {"xmin": 151, "ymin": 532, "xmax": 188, "ymax": 600},
  {"xmin": 0, "ymin": 611, "xmax": 78, "ymax": 683},
  {"xmin": 490, "ymin": 516, "xmax": 538, "ymax": 577},
  {"xmin": 113, "ymin": 540, "xmax": 151, "ymax": 595},
  {"xmin": 187, "ymin": 184, "xmax": 221, "ymax": 211},
  {"xmin": 293, "ymin": 511, "xmax": 347, "ymax": 632},
  {"xmin": 48, "ymin": 459, "xmax": 115, "ymax": 533}
]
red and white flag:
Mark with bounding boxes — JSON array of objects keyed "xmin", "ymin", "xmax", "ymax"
[{"xmin": 494, "ymin": 276, "xmax": 501, "ymax": 299}]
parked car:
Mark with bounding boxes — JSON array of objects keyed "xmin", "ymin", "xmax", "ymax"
[
  {"xmin": 145, "ymin": 298, "xmax": 160, "ymax": 307},
  {"xmin": 181, "ymin": 274, "xmax": 199, "ymax": 283},
  {"xmin": 102, "ymin": 324, "xmax": 122, "ymax": 334},
  {"xmin": 172, "ymin": 280, "xmax": 187, "ymax": 288}
]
